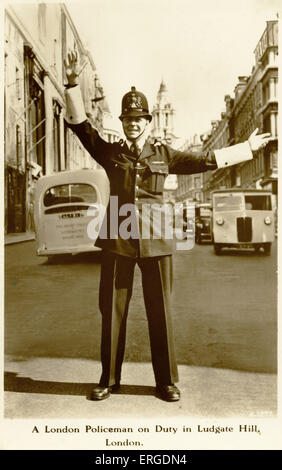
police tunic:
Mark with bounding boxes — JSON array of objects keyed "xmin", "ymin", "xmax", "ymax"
[{"xmin": 67, "ymin": 119, "xmax": 217, "ymax": 258}]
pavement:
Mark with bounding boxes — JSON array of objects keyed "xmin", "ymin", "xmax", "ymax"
[
  {"xmin": 4, "ymin": 355, "xmax": 277, "ymax": 419},
  {"xmin": 4, "ymin": 231, "xmax": 35, "ymax": 245}
]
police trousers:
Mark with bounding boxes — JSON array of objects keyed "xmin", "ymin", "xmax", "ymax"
[{"xmin": 98, "ymin": 251, "xmax": 179, "ymax": 386}]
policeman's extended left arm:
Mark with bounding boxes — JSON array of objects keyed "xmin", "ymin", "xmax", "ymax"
[{"xmin": 206, "ymin": 128, "xmax": 272, "ymax": 169}]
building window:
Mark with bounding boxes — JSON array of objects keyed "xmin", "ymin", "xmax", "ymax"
[
  {"xmin": 263, "ymin": 115, "xmax": 271, "ymax": 134},
  {"xmin": 29, "ymin": 81, "xmax": 45, "ymax": 173},
  {"xmin": 53, "ymin": 101, "xmax": 61, "ymax": 172},
  {"xmin": 16, "ymin": 67, "xmax": 21, "ymax": 100},
  {"xmin": 270, "ymin": 113, "xmax": 278, "ymax": 137},
  {"xmin": 64, "ymin": 124, "xmax": 69, "ymax": 170},
  {"xmin": 270, "ymin": 151, "xmax": 278, "ymax": 173},
  {"xmin": 259, "ymin": 152, "xmax": 264, "ymax": 175},
  {"xmin": 16, "ymin": 125, "xmax": 22, "ymax": 169},
  {"xmin": 273, "ymin": 77, "xmax": 278, "ymax": 98},
  {"xmin": 262, "ymin": 84, "xmax": 269, "ymax": 105}
]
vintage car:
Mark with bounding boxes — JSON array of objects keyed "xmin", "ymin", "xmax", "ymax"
[
  {"xmin": 211, "ymin": 189, "xmax": 275, "ymax": 255},
  {"xmin": 34, "ymin": 168, "xmax": 110, "ymax": 259},
  {"xmin": 195, "ymin": 203, "xmax": 212, "ymax": 244}
]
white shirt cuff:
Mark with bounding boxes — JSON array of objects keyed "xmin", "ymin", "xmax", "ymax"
[
  {"xmin": 214, "ymin": 141, "xmax": 253, "ymax": 169},
  {"xmin": 64, "ymin": 85, "xmax": 87, "ymax": 124}
]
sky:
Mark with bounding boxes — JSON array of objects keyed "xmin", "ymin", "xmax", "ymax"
[{"xmin": 37, "ymin": 1, "xmax": 282, "ymax": 142}]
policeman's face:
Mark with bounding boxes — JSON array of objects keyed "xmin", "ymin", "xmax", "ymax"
[{"xmin": 122, "ymin": 116, "xmax": 149, "ymax": 141}]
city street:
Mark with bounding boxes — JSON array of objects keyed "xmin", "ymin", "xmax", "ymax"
[{"xmin": 4, "ymin": 240, "xmax": 277, "ymax": 419}]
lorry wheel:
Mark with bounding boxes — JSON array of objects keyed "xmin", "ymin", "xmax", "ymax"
[
  {"xmin": 263, "ymin": 243, "xmax": 271, "ymax": 256},
  {"xmin": 214, "ymin": 243, "xmax": 221, "ymax": 255}
]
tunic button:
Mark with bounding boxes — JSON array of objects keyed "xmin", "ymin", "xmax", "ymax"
[
  {"xmin": 136, "ymin": 162, "xmax": 141, "ymax": 168},
  {"xmin": 136, "ymin": 186, "xmax": 139, "ymax": 190}
]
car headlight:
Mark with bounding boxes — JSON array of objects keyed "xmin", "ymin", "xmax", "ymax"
[
  {"xmin": 264, "ymin": 216, "xmax": 272, "ymax": 225},
  {"xmin": 216, "ymin": 217, "xmax": 224, "ymax": 226}
]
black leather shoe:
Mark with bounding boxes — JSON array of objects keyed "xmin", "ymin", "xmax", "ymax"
[
  {"xmin": 156, "ymin": 384, "xmax": 180, "ymax": 402},
  {"xmin": 90, "ymin": 384, "xmax": 120, "ymax": 401}
]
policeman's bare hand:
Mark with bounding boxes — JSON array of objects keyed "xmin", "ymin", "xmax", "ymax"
[
  {"xmin": 63, "ymin": 49, "xmax": 81, "ymax": 86},
  {"xmin": 248, "ymin": 128, "xmax": 272, "ymax": 152}
]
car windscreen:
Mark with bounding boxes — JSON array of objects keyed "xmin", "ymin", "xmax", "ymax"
[
  {"xmin": 214, "ymin": 195, "xmax": 243, "ymax": 212},
  {"xmin": 44, "ymin": 183, "xmax": 97, "ymax": 207},
  {"xmin": 245, "ymin": 195, "xmax": 272, "ymax": 210}
]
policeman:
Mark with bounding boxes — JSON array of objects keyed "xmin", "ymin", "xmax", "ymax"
[{"xmin": 64, "ymin": 51, "xmax": 271, "ymax": 402}]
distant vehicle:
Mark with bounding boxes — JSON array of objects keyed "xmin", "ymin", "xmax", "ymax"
[
  {"xmin": 34, "ymin": 168, "xmax": 110, "ymax": 259},
  {"xmin": 195, "ymin": 203, "xmax": 212, "ymax": 244},
  {"xmin": 176, "ymin": 202, "xmax": 195, "ymax": 244},
  {"xmin": 211, "ymin": 189, "xmax": 275, "ymax": 255}
]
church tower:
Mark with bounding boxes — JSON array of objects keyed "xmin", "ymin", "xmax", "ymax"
[{"xmin": 151, "ymin": 80, "xmax": 176, "ymax": 145}]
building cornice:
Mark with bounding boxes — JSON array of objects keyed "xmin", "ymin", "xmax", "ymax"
[
  {"xmin": 259, "ymin": 64, "xmax": 278, "ymax": 83},
  {"xmin": 258, "ymin": 99, "xmax": 278, "ymax": 116},
  {"xmin": 256, "ymin": 44, "xmax": 278, "ymax": 66}
]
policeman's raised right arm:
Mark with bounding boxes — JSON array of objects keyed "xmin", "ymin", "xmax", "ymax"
[{"xmin": 63, "ymin": 49, "xmax": 111, "ymax": 167}]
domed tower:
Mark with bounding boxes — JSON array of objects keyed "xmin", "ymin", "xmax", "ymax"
[{"xmin": 151, "ymin": 80, "xmax": 176, "ymax": 144}]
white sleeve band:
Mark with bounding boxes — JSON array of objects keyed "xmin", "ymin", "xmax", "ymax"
[
  {"xmin": 214, "ymin": 141, "xmax": 253, "ymax": 169},
  {"xmin": 64, "ymin": 85, "xmax": 87, "ymax": 124}
]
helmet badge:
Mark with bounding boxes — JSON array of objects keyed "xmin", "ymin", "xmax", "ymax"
[{"xmin": 125, "ymin": 87, "xmax": 143, "ymax": 110}]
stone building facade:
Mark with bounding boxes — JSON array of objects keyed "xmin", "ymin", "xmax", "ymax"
[
  {"xmin": 175, "ymin": 135, "xmax": 204, "ymax": 204},
  {"xmin": 201, "ymin": 20, "xmax": 278, "ymax": 206},
  {"xmin": 4, "ymin": 3, "xmax": 116, "ymax": 236},
  {"xmin": 253, "ymin": 20, "xmax": 278, "ymax": 195},
  {"xmin": 200, "ymin": 95, "xmax": 234, "ymax": 201}
]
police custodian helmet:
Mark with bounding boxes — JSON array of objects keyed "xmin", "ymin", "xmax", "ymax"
[{"xmin": 119, "ymin": 86, "xmax": 152, "ymax": 122}]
